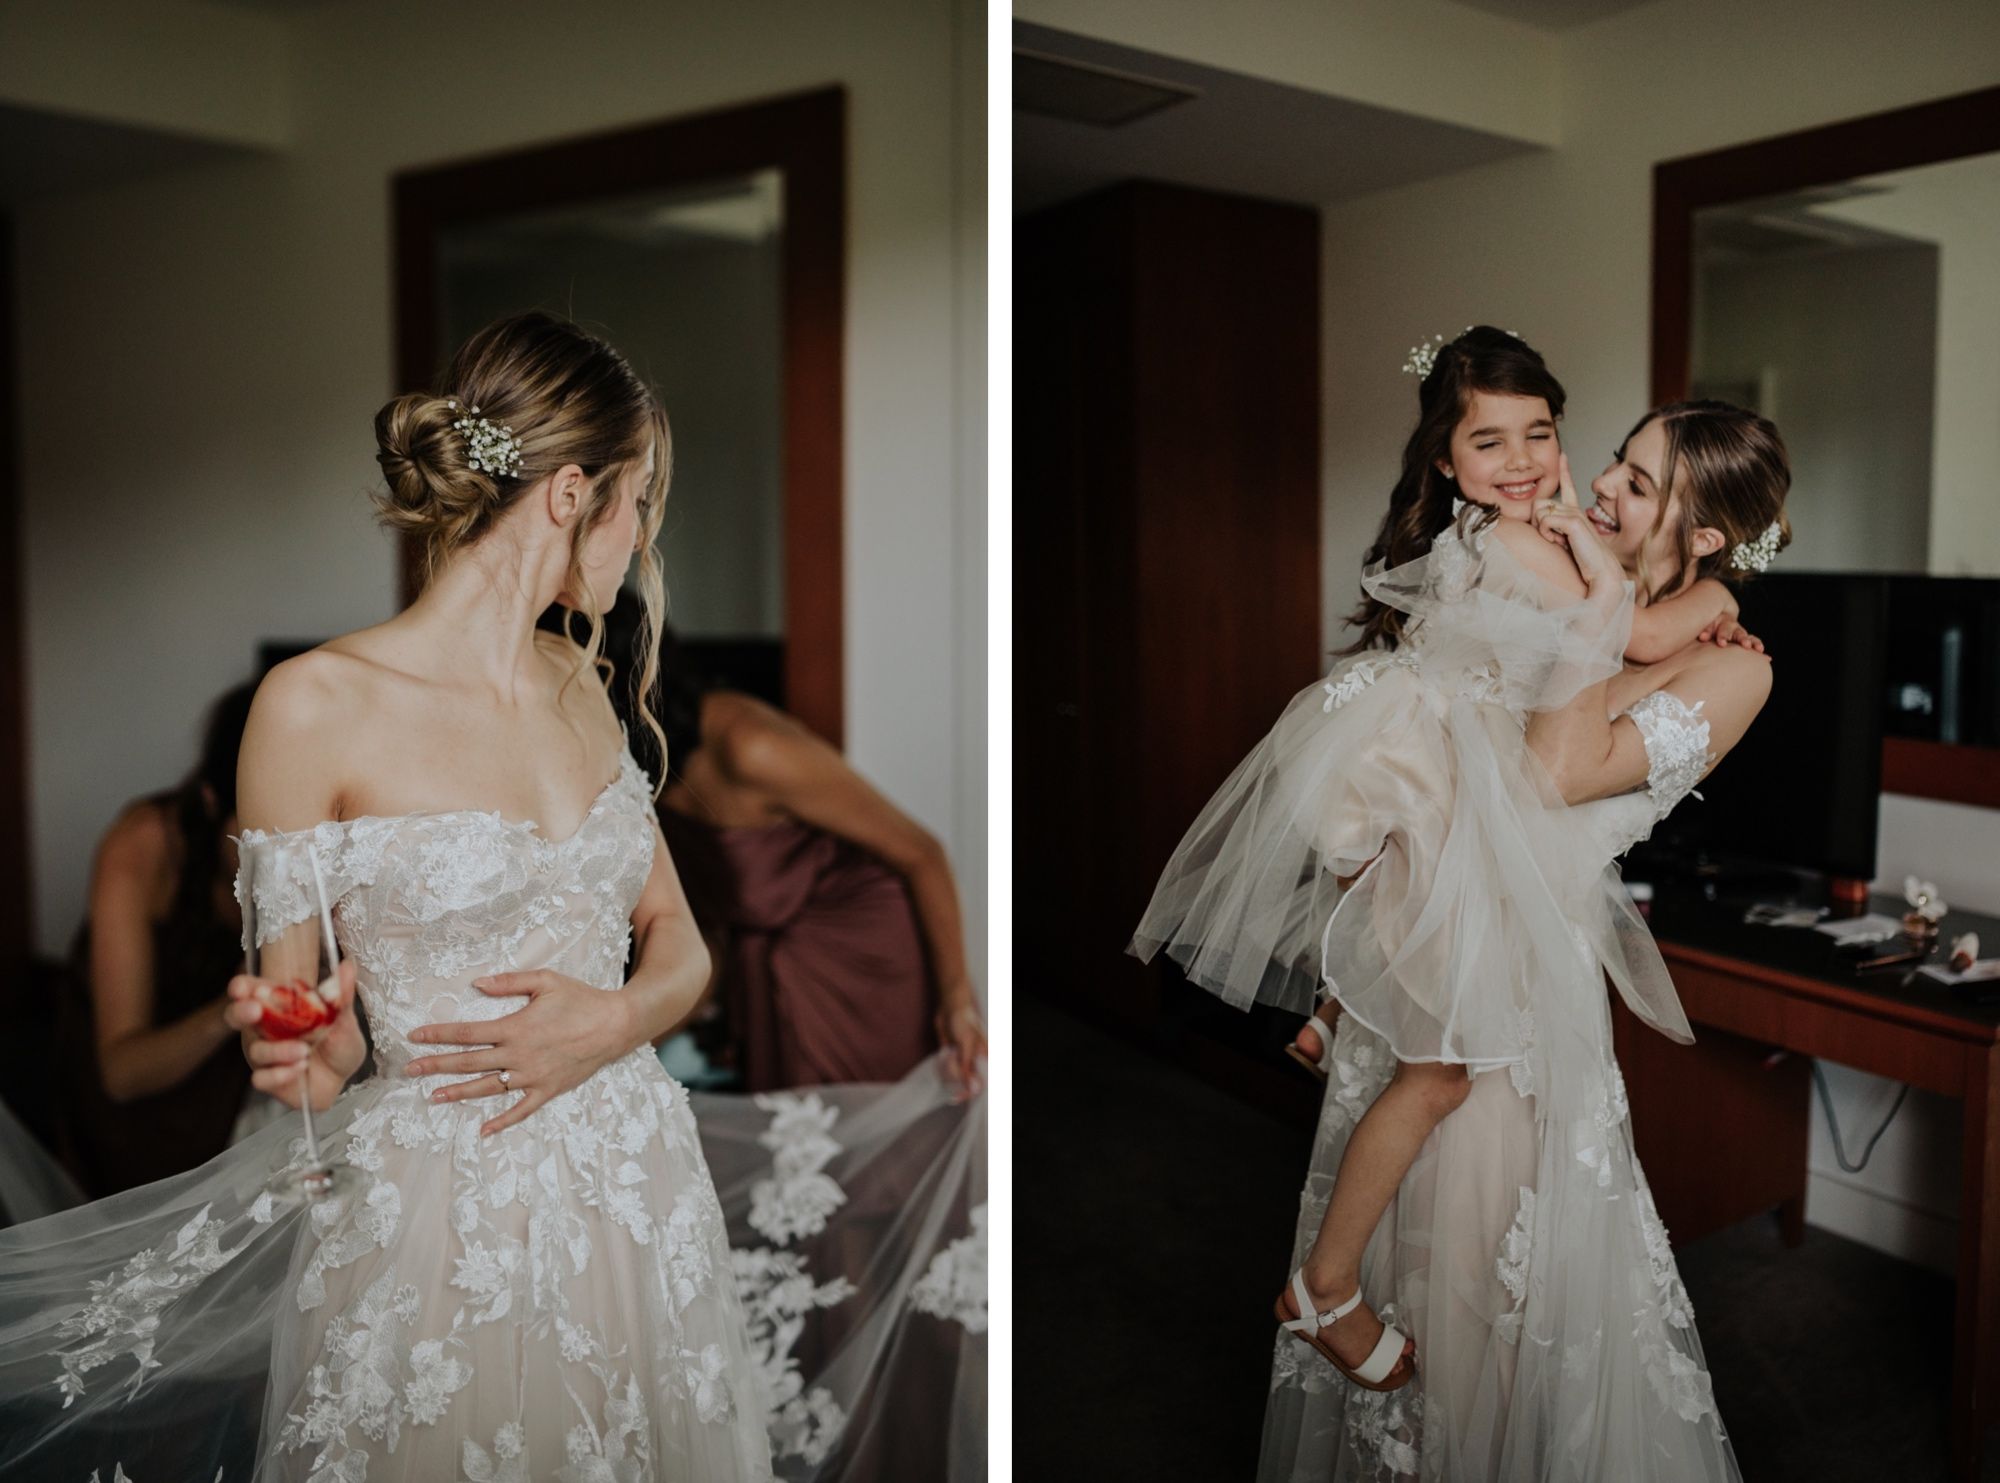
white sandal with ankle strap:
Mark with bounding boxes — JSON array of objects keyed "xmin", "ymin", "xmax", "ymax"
[
  {"xmin": 1284, "ymin": 1003, "xmax": 1337, "ymax": 1082},
  {"xmin": 1276, "ymin": 1270, "xmax": 1415, "ymax": 1392}
]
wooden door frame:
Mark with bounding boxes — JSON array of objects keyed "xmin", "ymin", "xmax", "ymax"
[
  {"xmin": 0, "ymin": 213, "xmax": 31, "ymax": 987},
  {"xmin": 391, "ymin": 85, "xmax": 847, "ymax": 745}
]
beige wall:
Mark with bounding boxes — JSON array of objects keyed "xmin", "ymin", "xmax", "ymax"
[
  {"xmin": 1312, "ymin": 0, "xmax": 2000, "ymax": 1272},
  {"xmin": 15, "ymin": 0, "xmax": 986, "ymax": 984}
]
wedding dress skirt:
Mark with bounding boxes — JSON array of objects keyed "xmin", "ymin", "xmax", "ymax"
[
  {"xmin": 1134, "ymin": 509, "xmax": 1740, "ymax": 1480},
  {"xmin": 0, "ymin": 748, "xmax": 984, "ymax": 1482}
]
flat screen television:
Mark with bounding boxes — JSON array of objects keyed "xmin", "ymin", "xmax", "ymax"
[{"xmin": 1629, "ymin": 573, "xmax": 1888, "ymax": 886}]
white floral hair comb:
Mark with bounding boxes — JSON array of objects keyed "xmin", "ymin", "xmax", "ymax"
[
  {"xmin": 1730, "ymin": 521, "xmax": 1782, "ymax": 573},
  {"xmin": 1401, "ymin": 325, "xmax": 1524, "ymax": 379},
  {"xmin": 445, "ymin": 398, "xmax": 524, "ymax": 478}
]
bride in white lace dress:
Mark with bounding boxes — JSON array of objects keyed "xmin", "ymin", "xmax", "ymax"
[
  {"xmin": 1138, "ymin": 385, "xmax": 1792, "ymax": 1481},
  {"xmin": 0, "ymin": 313, "xmax": 985, "ymax": 1482}
]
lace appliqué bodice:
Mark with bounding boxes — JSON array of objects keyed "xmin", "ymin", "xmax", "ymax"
[
  {"xmin": 223, "ymin": 748, "xmax": 779, "ymax": 1480},
  {"xmin": 236, "ymin": 751, "xmax": 653, "ymax": 1074}
]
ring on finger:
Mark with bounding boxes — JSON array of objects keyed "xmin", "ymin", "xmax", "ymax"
[{"xmin": 497, "ymin": 1068, "xmax": 511, "ymax": 1088}]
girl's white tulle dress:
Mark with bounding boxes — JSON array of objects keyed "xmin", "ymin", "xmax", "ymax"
[
  {"xmin": 0, "ymin": 746, "xmax": 984, "ymax": 1482},
  {"xmin": 1134, "ymin": 507, "xmax": 1742, "ymax": 1482}
]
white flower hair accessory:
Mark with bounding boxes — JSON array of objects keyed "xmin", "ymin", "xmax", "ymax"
[
  {"xmin": 445, "ymin": 398, "xmax": 524, "ymax": 478},
  {"xmin": 1730, "ymin": 521, "xmax": 1782, "ymax": 573},
  {"xmin": 1403, "ymin": 333, "xmax": 1449, "ymax": 379},
  {"xmin": 1904, "ymin": 876, "xmax": 1947, "ymax": 923},
  {"xmin": 1402, "ymin": 325, "xmax": 1525, "ymax": 379}
]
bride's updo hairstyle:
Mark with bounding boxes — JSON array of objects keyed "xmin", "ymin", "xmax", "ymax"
[
  {"xmin": 373, "ymin": 311, "xmax": 671, "ymax": 785},
  {"xmin": 1621, "ymin": 400, "xmax": 1791, "ymax": 605},
  {"xmin": 1342, "ymin": 325, "xmax": 1566, "ymax": 655}
]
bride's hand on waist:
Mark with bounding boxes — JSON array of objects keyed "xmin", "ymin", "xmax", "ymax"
[
  {"xmin": 404, "ymin": 971, "xmax": 637, "ymax": 1138},
  {"xmin": 225, "ymin": 958, "xmax": 365, "ymax": 1113}
]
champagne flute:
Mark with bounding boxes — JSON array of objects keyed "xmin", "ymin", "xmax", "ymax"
[{"xmin": 242, "ymin": 836, "xmax": 357, "ymax": 1205}]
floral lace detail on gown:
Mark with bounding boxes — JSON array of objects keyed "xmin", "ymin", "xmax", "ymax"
[
  {"xmin": 1583, "ymin": 691, "xmax": 1717, "ymax": 862},
  {"xmin": 1626, "ymin": 691, "xmax": 1713, "ymax": 821},
  {"xmin": 235, "ymin": 747, "xmax": 777, "ymax": 1482},
  {"xmin": 0, "ymin": 753, "xmax": 988, "ymax": 1483}
]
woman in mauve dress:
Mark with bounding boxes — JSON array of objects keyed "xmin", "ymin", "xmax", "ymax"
[{"xmin": 648, "ymin": 629, "xmax": 985, "ymax": 1093}]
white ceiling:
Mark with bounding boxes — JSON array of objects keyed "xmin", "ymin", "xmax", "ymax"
[
  {"xmin": 1014, "ymin": 23, "xmax": 1539, "ymax": 218},
  {"xmin": 1444, "ymin": 0, "xmax": 1660, "ymax": 29}
]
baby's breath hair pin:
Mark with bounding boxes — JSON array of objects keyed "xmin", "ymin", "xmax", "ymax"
[
  {"xmin": 444, "ymin": 397, "xmax": 524, "ymax": 478},
  {"xmin": 1402, "ymin": 333, "xmax": 1449, "ymax": 379},
  {"xmin": 1729, "ymin": 520, "xmax": 1782, "ymax": 573},
  {"xmin": 1401, "ymin": 324, "xmax": 1524, "ymax": 378}
]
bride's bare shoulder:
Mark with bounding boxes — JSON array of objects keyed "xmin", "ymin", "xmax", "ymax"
[
  {"xmin": 1678, "ymin": 642, "xmax": 1773, "ymax": 708},
  {"xmin": 1652, "ymin": 643, "xmax": 1773, "ymax": 764},
  {"xmin": 237, "ymin": 653, "xmax": 356, "ymax": 831}
]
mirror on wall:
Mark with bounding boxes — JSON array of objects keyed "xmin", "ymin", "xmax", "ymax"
[
  {"xmin": 438, "ymin": 171, "xmax": 788, "ymax": 700},
  {"xmin": 394, "ymin": 88, "xmax": 846, "ymax": 744},
  {"xmin": 1659, "ymin": 86, "xmax": 2000, "ymax": 809},
  {"xmin": 1690, "ymin": 149, "xmax": 2000, "ymax": 578}
]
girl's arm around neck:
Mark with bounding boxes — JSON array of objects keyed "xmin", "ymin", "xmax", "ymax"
[{"xmin": 1627, "ymin": 578, "xmax": 1738, "ymax": 665}]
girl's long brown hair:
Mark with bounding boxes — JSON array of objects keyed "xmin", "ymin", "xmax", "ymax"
[{"xmin": 1341, "ymin": 326, "xmax": 1567, "ymax": 654}]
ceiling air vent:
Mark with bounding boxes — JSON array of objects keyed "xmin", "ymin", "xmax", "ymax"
[{"xmin": 1014, "ymin": 48, "xmax": 1201, "ymax": 128}]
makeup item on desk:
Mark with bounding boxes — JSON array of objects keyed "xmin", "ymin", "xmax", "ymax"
[
  {"xmin": 1902, "ymin": 876, "xmax": 1947, "ymax": 944},
  {"xmin": 1917, "ymin": 956, "xmax": 2000, "ymax": 987},
  {"xmin": 1855, "ymin": 947, "xmax": 1928, "ymax": 972},
  {"xmin": 1949, "ymin": 932, "xmax": 1979, "ymax": 973}
]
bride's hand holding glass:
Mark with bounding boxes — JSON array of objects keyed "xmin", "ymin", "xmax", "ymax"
[{"xmin": 225, "ymin": 959, "xmax": 365, "ymax": 1112}]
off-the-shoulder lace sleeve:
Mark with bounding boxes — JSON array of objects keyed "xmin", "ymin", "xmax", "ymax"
[
  {"xmin": 232, "ymin": 818, "xmax": 395, "ymax": 951},
  {"xmin": 1625, "ymin": 691, "xmax": 1713, "ymax": 821},
  {"xmin": 1358, "ymin": 507, "xmax": 1635, "ymax": 713}
]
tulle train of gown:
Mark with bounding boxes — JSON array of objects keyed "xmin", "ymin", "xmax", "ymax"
[
  {"xmin": 0, "ymin": 745, "xmax": 984, "ymax": 1482},
  {"xmin": 1134, "ymin": 505, "xmax": 1740, "ymax": 1481}
]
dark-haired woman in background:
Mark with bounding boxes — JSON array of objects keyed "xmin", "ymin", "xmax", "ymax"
[
  {"xmin": 647, "ymin": 627, "xmax": 985, "ymax": 1094},
  {"xmin": 57, "ymin": 681, "xmax": 257, "ymax": 1195}
]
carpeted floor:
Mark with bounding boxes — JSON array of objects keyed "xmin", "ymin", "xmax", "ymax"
[{"xmin": 1016, "ymin": 992, "xmax": 1996, "ymax": 1481}]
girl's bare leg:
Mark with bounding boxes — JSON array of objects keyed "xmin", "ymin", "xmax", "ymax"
[{"xmin": 1277, "ymin": 1058, "xmax": 1472, "ymax": 1374}]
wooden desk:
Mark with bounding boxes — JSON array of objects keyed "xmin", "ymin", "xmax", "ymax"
[{"xmin": 1612, "ymin": 893, "xmax": 2000, "ymax": 1482}]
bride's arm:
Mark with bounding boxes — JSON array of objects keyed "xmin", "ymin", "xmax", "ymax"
[
  {"xmin": 619, "ymin": 828, "xmax": 713, "ymax": 1045},
  {"xmin": 1534, "ymin": 647, "xmax": 1771, "ymax": 804},
  {"xmin": 224, "ymin": 655, "xmax": 370, "ymax": 1111}
]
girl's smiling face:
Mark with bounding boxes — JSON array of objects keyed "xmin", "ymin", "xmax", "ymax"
[{"xmin": 1438, "ymin": 391, "xmax": 1560, "ymax": 521}]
